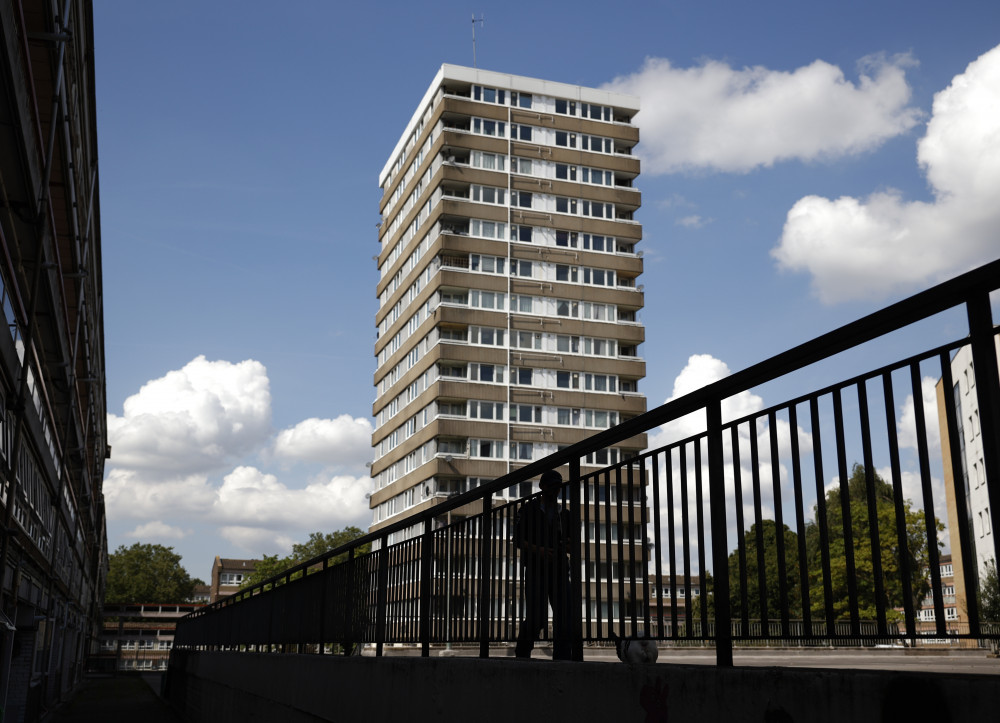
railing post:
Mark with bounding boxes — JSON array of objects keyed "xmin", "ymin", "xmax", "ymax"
[
  {"xmin": 707, "ymin": 400, "xmax": 733, "ymax": 667},
  {"xmin": 568, "ymin": 457, "xmax": 584, "ymax": 661},
  {"xmin": 967, "ymin": 290, "xmax": 1000, "ymax": 569},
  {"xmin": 375, "ymin": 537, "xmax": 390, "ymax": 657},
  {"xmin": 419, "ymin": 519, "xmax": 434, "ymax": 657},
  {"xmin": 478, "ymin": 494, "xmax": 493, "ymax": 658}
]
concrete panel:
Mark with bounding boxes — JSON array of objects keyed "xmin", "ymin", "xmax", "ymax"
[{"xmin": 167, "ymin": 650, "xmax": 998, "ymax": 723}]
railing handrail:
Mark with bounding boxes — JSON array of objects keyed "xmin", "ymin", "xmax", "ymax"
[{"xmin": 187, "ymin": 256, "xmax": 1000, "ymax": 621}]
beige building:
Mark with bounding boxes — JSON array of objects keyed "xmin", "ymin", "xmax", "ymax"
[
  {"xmin": 210, "ymin": 557, "xmax": 257, "ymax": 602},
  {"xmin": 936, "ymin": 336, "xmax": 999, "ymax": 625},
  {"xmin": 371, "ymin": 65, "xmax": 647, "ymax": 541}
]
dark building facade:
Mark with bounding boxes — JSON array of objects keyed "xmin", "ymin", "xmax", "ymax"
[{"xmin": 0, "ymin": 2, "xmax": 108, "ymax": 721}]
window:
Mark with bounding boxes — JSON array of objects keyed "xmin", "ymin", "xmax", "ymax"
[
  {"xmin": 471, "ymin": 151, "xmax": 505, "ymax": 171},
  {"xmin": 469, "ymin": 219, "xmax": 507, "ymax": 239},
  {"xmin": 513, "ymin": 442, "xmax": 534, "ymax": 460},
  {"xmin": 514, "ymin": 404, "xmax": 541, "ymax": 423},
  {"xmin": 513, "ymin": 331, "xmax": 541, "ymax": 349},
  {"xmin": 513, "ymin": 92, "xmax": 532, "ymax": 108},
  {"xmin": 469, "ymin": 401, "xmax": 504, "ymax": 420},
  {"xmin": 585, "ymin": 373, "xmax": 616, "ymax": 392},
  {"xmin": 555, "ymin": 230, "xmax": 578, "ymax": 248},
  {"xmin": 555, "ymin": 164, "xmax": 577, "ymax": 181},
  {"xmin": 512, "ymin": 124, "xmax": 533, "ymax": 141},
  {"xmin": 557, "ymin": 371, "xmax": 579, "ymax": 389},
  {"xmin": 470, "ymin": 254, "xmax": 505, "ymax": 274},
  {"xmin": 473, "ymin": 86, "xmax": 506, "ymax": 104},
  {"xmin": 512, "ymin": 260, "xmax": 533, "ymax": 278},
  {"xmin": 512, "ymin": 158, "xmax": 533, "ymax": 175},
  {"xmin": 513, "ymin": 295, "xmax": 533, "ymax": 313},
  {"xmin": 472, "ymin": 118, "xmax": 506, "ymax": 137},
  {"xmin": 472, "ymin": 185, "xmax": 506, "ymax": 205},
  {"xmin": 470, "ymin": 439, "xmax": 505, "ymax": 459},
  {"xmin": 556, "ymin": 335, "xmax": 579, "ymax": 353},
  {"xmin": 439, "ymin": 401, "xmax": 466, "ymax": 416},
  {"xmin": 512, "ymin": 225, "xmax": 533, "ymax": 242},
  {"xmin": 516, "ymin": 368, "xmax": 533, "ymax": 385},
  {"xmin": 555, "ymin": 265, "xmax": 577, "ymax": 283},
  {"xmin": 555, "ymin": 131, "xmax": 577, "ymax": 148},
  {"xmin": 220, "ymin": 572, "xmax": 245, "ymax": 585},
  {"xmin": 470, "ymin": 364, "xmax": 504, "ymax": 383},
  {"xmin": 513, "ymin": 191, "xmax": 533, "ymax": 208}
]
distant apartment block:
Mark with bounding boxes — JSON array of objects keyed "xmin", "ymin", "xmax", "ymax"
[
  {"xmin": 210, "ymin": 557, "xmax": 257, "ymax": 602},
  {"xmin": 371, "ymin": 64, "xmax": 647, "ymax": 539},
  {"xmin": 936, "ymin": 335, "xmax": 999, "ymax": 623}
]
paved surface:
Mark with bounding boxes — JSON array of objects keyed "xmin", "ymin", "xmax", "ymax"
[
  {"xmin": 44, "ymin": 674, "xmax": 183, "ymax": 723},
  {"xmin": 434, "ymin": 645, "xmax": 1000, "ymax": 675}
]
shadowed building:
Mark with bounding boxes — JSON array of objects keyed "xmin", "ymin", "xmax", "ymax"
[{"xmin": 0, "ymin": 2, "xmax": 108, "ymax": 721}]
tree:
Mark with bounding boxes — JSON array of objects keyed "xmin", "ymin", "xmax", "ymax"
[
  {"xmin": 971, "ymin": 560, "xmax": 1000, "ymax": 655},
  {"xmin": 729, "ymin": 519, "xmax": 802, "ymax": 621},
  {"xmin": 105, "ymin": 543, "xmax": 195, "ymax": 603},
  {"xmin": 804, "ymin": 463, "xmax": 941, "ymax": 621},
  {"xmin": 241, "ymin": 527, "xmax": 370, "ymax": 589}
]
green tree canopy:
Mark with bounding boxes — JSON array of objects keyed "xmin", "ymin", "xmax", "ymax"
[
  {"xmin": 105, "ymin": 543, "xmax": 195, "ymax": 604},
  {"xmin": 804, "ymin": 463, "xmax": 940, "ymax": 620},
  {"xmin": 729, "ymin": 519, "xmax": 802, "ymax": 620},
  {"xmin": 242, "ymin": 527, "xmax": 370, "ymax": 589}
]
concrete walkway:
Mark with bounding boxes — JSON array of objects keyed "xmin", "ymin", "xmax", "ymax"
[{"xmin": 44, "ymin": 675, "xmax": 183, "ymax": 723}]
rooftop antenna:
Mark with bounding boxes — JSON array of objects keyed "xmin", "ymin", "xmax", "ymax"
[{"xmin": 472, "ymin": 13, "xmax": 485, "ymax": 68}]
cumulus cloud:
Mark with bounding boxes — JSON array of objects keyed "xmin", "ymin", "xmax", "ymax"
[
  {"xmin": 213, "ymin": 466, "xmax": 370, "ymax": 530},
  {"xmin": 104, "ymin": 356, "xmax": 376, "ymax": 558},
  {"xmin": 273, "ymin": 415, "xmax": 373, "ymax": 469},
  {"xmin": 897, "ymin": 376, "xmax": 941, "ymax": 453},
  {"xmin": 605, "ymin": 53, "xmax": 921, "ymax": 174},
  {"xmin": 773, "ymin": 44, "xmax": 1000, "ymax": 304},
  {"xmin": 104, "ymin": 468, "xmax": 216, "ymax": 518},
  {"xmin": 650, "ymin": 354, "xmax": 765, "ymax": 447},
  {"xmin": 107, "ymin": 355, "xmax": 272, "ymax": 474},
  {"xmin": 123, "ymin": 520, "xmax": 189, "ymax": 540}
]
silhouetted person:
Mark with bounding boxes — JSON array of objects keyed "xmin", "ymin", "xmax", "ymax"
[{"xmin": 515, "ymin": 470, "xmax": 571, "ymax": 660}]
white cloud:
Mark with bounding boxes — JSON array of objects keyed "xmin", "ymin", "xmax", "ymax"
[
  {"xmin": 107, "ymin": 355, "xmax": 272, "ymax": 474},
  {"xmin": 273, "ymin": 415, "xmax": 373, "ymax": 469},
  {"xmin": 897, "ymin": 376, "xmax": 941, "ymax": 453},
  {"xmin": 605, "ymin": 53, "xmax": 921, "ymax": 174},
  {"xmin": 676, "ymin": 215, "xmax": 711, "ymax": 229},
  {"xmin": 123, "ymin": 520, "xmax": 189, "ymax": 540},
  {"xmin": 213, "ymin": 466, "xmax": 370, "ymax": 531},
  {"xmin": 773, "ymin": 44, "xmax": 1000, "ymax": 304},
  {"xmin": 104, "ymin": 356, "xmax": 376, "ymax": 559},
  {"xmin": 219, "ymin": 527, "xmax": 297, "ymax": 556},
  {"xmin": 103, "ymin": 468, "xmax": 217, "ymax": 518},
  {"xmin": 650, "ymin": 354, "xmax": 765, "ymax": 447}
]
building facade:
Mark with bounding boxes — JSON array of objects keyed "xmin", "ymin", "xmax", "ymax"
[
  {"xmin": 0, "ymin": 2, "xmax": 108, "ymax": 720},
  {"xmin": 209, "ymin": 557, "xmax": 257, "ymax": 602},
  {"xmin": 371, "ymin": 65, "xmax": 647, "ymax": 540},
  {"xmin": 936, "ymin": 336, "xmax": 999, "ymax": 627},
  {"xmin": 93, "ymin": 604, "xmax": 201, "ymax": 673}
]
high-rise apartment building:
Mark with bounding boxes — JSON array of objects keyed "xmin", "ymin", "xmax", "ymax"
[{"xmin": 371, "ymin": 65, "xmax": 646, "ymax": 538}]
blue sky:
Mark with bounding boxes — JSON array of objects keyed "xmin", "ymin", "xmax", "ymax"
[{"xmin": 93, "ymin": 1, "xmax": 1000, "ymax": 581}]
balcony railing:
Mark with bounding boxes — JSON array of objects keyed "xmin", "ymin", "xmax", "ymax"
[{"xmin": 175, "ymin": 258, "xmax": 1000, "ymax": 665}]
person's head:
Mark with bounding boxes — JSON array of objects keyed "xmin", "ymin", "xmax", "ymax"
[{"xmin": 539, "ymin": 470, "xmax": 562, "ymax": 499}]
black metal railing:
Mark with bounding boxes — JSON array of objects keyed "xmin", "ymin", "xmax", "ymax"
[{"xmin": 175, "ymin": 258, "xmax": 1000, "ymax": 665}]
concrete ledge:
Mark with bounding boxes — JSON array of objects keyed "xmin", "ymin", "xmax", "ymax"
[{"xmin": 167, "ymin": 650, "xmax": 998, "ymax": 723}]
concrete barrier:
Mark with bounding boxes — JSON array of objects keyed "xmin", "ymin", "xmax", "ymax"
[{"xmin": 166, "ymin": 650, "xmax": 998, "ymax": 722}]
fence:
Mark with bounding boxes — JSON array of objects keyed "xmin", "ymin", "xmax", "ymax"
[{"xmin": 175, "ymin": 259, "xmax": 1000, "ymax": 666}]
